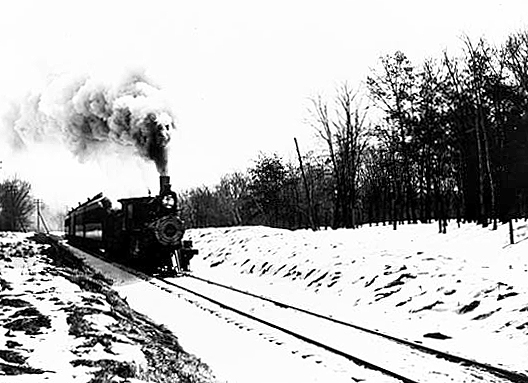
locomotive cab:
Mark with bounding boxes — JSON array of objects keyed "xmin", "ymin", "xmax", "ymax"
[{"xmin": 121, "ymin": 197, "xmax": 153, "ymax": 230}]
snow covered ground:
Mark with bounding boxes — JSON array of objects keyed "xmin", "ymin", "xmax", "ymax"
[
  {"xmin": 0, "ymin": 233, "xmax": 219, "ymax": 383},
  {"xmin": 1, "ymin": 220, "xmax": 527, "ymax": 382},
  {"xmin": 72, "ymin": 244, "xmax": 392, "ymax": 383},
  {"xmin": 185, "ymin": 220, "xmax": 528, "ymax": 377}
]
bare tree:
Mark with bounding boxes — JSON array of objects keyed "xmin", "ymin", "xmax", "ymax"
[
  {"xmin": 308, "ymin": 95, "xmax": 341, "ymax": 227},
  {"xmin": 308, "ymin": 84, "xmax": 370, "ymax": 228},
  {"xmin": 367, "ymin": 51, "xmax": 418, "ymax": 229},
  {"xmin": 0, "ymin": 177, "xmax": 34, "ymax": 231},
  {"xmin": 463, "ymin": 37, "xmax": 498, "ymax": 229},
  {"xmin": 216, "ymin": 172, "xmax": 249, "ymax": 226},
  {"xmin": 504, "ymin": 31, "xmax": 528, "ymax": 98}
]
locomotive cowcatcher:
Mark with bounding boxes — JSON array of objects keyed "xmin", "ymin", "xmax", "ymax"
[{"xmin": 65, "ymin": 176, "xmax": 197, "ymax": 275}]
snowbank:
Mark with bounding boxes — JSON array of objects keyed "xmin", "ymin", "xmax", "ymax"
[
  {"xmin": 0, "ymin": 232, "xmax": 220, "ymax": 383},
  {"xmin": 3, "ymin": 220, "xmax": 526, "ymax": 381},
  {"xmin": 186, "ymin": 221, "xmax": 528, "ymax": 374}
]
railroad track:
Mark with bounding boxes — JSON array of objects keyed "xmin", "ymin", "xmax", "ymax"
[
  {"xmin": 176, "ymin": 274, "xmax": 528, "ymax": 382},
  {"xmin": 155, "ymin": 274, "xmax": 527, "ymax": 383},
  {"xmin": 51, "ymin": 237, "xmax": 528, "ymax": 383}
]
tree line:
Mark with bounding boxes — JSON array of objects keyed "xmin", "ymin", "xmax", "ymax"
[{"xmin": 179, "ymin": 30, "xmax": 528, "ymax": 233}]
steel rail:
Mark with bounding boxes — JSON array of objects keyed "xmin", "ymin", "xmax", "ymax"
[
  {"xmin": 54, "ymin": 238, "xmax": 528, "ymax": 383},
  {"xmin": 185, "ymin": 274, "xmax": 528, "ymax": 383},
  {"xmin": 155, "ymin": 276, "xmax": 418, "ymax": 383},
  {"xmin": 55, "ymin": 239, "xmax": 417, "ymax": 382}
]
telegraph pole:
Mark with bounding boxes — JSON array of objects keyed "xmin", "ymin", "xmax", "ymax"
[
  {"xmin": 35, "ymin": 199, "xmax": 40, "ymax": 233},
  {"xmin": 34, "ymin": 199, "xmax": 49, "ymax": 234}
]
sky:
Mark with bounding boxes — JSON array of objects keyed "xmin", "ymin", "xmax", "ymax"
[{"xmin": 0, "ymin": 0, "xmax": 527, "ymax": 209}]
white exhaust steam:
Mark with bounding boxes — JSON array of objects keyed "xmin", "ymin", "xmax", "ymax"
[{"xmin": 3, "ymin": 71, "xmax": 175, "ymax": 175}]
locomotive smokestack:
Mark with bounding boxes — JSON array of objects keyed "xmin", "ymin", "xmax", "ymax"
[{"xmin": 160, "ymin": 175, "xmax": 171, "ymax": 194}]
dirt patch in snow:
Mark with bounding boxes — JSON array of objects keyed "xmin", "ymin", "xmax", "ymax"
[
  {"xmin": 4, "ymin": 309, "xmax": 52, "ymax": 335},
  {"xmin": 0, "ymin": 361, "xmax": 47, "ymax": 375}
]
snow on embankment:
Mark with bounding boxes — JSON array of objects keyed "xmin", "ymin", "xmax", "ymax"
[
  {"xmin": 0, "ymin": 233, "xmax": 220, "ymax": 383},
  {"xmin": 186, "ymin": 222, "xmax": 528, "ymax": 373}
]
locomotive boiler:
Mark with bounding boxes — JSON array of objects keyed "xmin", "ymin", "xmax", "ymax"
[{"xmin": 65, "ymin": 175, "xmax": 197, "ymax": 275}]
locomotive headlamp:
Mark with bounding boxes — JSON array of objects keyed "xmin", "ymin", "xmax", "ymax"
[{"xmin": 162, "ymin": 194, "xmax": 175, "ymax": 209}]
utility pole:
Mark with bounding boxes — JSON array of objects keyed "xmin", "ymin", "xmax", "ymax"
[
  {"xmin": 35, "ymin": 199, "xmax": 40, "ymax": 233},
  {"xmin": 34, "ymin": 198, "xmax": 50, "ymax": 234}
]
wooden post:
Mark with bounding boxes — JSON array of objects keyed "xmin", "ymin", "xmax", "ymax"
[
  {"xmin": 36, "ymin": 199, "xmax": 40, "ymax": 233},
  {"xmin": 294, "ymin": 138, "xmax": 317, "ymax": 231},
  {"xmin": 39, "ymin": 209, "xmax": 50, "ymax": 234},
  {"xmin": 509, "ymin": 218, "xmax": 514, "ymax": 245}
]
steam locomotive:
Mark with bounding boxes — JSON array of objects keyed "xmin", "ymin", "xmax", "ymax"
[{"xmin": 65, "ymin": 176, "xmax": 197, "ymax": 275}]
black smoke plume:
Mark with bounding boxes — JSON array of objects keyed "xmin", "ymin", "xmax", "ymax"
[{"xmin": 4, "ymin": 72, "xmax": 175, "ymax": 175}]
